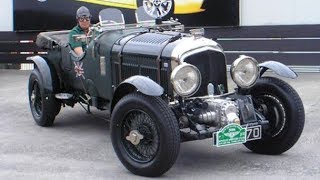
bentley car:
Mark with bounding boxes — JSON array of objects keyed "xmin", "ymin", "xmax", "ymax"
[{"xmin": 28, "ymin": 8, "xmax": 305, "ymax": 177}]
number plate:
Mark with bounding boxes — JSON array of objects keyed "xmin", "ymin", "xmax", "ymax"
[
  {"xmin": 246, "ymin": 125, "xmax": 262, "ymax": 141},
  {"xmin": 213, "ymin": 124, "xmax": 262, "ymax": 147}
]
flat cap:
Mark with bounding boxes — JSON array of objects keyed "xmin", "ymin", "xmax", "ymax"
[{"xmin": 76, "ymin": 6, "xmax": 91, "ymax": 18}]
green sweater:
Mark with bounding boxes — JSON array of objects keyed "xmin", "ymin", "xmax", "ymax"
[{"xmin": 69, "ymin": 25, "xmax": 87, "ymax": 50}]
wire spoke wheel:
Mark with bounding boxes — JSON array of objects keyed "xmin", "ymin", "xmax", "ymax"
[
  {"xmin": 31, "ymin": 81, "xmax": 43, "ymax": 117},
  {"xmin": 111, "ymin": 92, "xmax": 180, "ymax": 177},
  {"xmin": 28, "ymin": 69, "xmax": 60, "ymax": 127},
  {"xmin": 122, "ymin": 110, "xmax": 159, "ymax": 163},
  {"xmin": 254, "ymin": 94, "xmax": 286, "ymax": 138},
  {"xmin": 243, "ymin": 77, "xmax": 305, "ymax": 155}
]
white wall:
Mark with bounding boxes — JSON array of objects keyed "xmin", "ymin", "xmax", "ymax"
[
  {"xmin": 0, "ymin": 0, "xmax": 13, "ymax": 31},
  {"xmin": 241, "ymin": 0, "xmax": 320, "ymax": 26}
]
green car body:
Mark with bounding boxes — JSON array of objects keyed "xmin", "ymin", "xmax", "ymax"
[{"xmin": 27, "ymin": 9, "xmax": 305, "ymax": 177}]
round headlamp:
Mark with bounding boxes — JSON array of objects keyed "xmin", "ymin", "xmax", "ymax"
[
  {"xmin": 231, "ymin": 55, "xmax": 259, "ymax": 88},
  {"xmin": 171, "ymin": 63, "xmax": 201, "ymax": 97}
]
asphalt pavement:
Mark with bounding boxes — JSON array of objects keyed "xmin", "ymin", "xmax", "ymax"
[{"xmin": 0, "ymin": 69, "xmax": 319, "ymax": 179}]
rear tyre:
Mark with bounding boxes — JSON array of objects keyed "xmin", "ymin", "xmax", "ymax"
[
  {"xmin": 111, "ymin": 92, "xmax": 180, "ymax": 177},
  {"xmin": 28, "ymin": 69, "xmax": 61, "ymax": 127},
  {"xmin": 244, "ymin": 77, "xmax": 305, "ymax": 154}
]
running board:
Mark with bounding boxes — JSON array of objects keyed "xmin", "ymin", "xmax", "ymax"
[{"xmin": 55, "ymin": 93, "xmax": 73, "ymax": 100}]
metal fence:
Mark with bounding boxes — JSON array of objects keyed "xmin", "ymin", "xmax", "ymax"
[
  {"xmin": 210, "ymin": 24, "xmax": 320, "ymax": 71},
  {"xmin": 1, "ymin": 24, "xmax": 320, "ymax": 72},
  {"xmin": 0, "ymin": 31, "xmax": 41, "ymax": 70}
]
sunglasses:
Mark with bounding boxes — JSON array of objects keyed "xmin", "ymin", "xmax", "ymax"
[{"xmin": 78, "ymin": 17, "xmax": 91, "ymax": 22}]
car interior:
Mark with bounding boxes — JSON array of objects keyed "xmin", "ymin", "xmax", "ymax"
[{"xmin": 35, "ymin": 7, "xmax": 179, "ymax": 69}]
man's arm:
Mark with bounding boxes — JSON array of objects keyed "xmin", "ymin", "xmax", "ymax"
[
  {"xmin": 73, "ymin": 47, "xmax": 84, "ymax": 56},
  {"xmin": 69, "ymin": 29, "xmax": 84, "ymax": 56}
]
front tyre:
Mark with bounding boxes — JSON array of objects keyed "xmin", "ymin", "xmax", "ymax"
[
  {"xmin": 244, "ymin": 77, "xmax": 305, "ymax": 154},
  {"xmin": 28, "ymin": 69, "xmax": 61, "ymax": 127},
  {"xmin": 111, "ymin": 92, "xmax": 180, "ymax": 177}
]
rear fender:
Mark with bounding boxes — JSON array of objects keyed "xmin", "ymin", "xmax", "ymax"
[{"xmin": 27, "ymin": 55, "xmax": 53, "ymax": 92}]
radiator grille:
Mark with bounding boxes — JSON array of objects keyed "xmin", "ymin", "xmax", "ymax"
[
  {"xmin": 184, "ymin": 50, "xmax": 228, "ymax": 96},
  {"xmin": 130, "ymin": 33, "xmax": 171, "ymax": 44},
  {"xmin": 112, "ymin": 54, "xmax": 171, "ymax": 95}
]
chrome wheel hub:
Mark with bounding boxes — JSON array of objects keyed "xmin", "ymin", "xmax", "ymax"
[
  {"xmin": 31, "ymin": 90, "xmax": 36, "ymax": 105},
  {"xmin": 126, "ymin": 130, "xmax": 144, "ymax": 145}
]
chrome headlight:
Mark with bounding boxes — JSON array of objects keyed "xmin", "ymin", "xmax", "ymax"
[
  {"xmin": 171, "ymin": 63, "xmax": 201, "ymax": 97},
  {"xmin": 231, "ymin": 55, "xmax": 259, "ymax": 88}
]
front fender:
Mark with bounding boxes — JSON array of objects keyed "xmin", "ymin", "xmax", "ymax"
[
  {"xmin": 27, "ymin": 55, "xmax": 53, "ymax": 92},
  {"xmin": 110, "ymin": 76, "xmax": 164, "ymax": 113},
  {"xmin": 259, "ymin": 61, "xmax": 297, "ymax": 79},
  {"xmin": 121, "ymin": 76, "xmax": 164, "ymax": 96}
]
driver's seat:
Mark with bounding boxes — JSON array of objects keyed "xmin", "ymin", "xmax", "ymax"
[{"xmin": 99, "ymin": 8, "xmax": 125, "ymax": 26}]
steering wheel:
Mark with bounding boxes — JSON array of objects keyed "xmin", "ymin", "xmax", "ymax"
[{"xmin": 101, "ymin": 19, "xmax": 118, "ymax": 25}]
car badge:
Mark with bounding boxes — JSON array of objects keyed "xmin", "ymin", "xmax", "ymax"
[
  {"xmin": 74, "ymin": 61, "xmax": 85, "ymax": 78},
  {"xmin": 190, "ymin": 28, "xmax": 205, "ymax": 39}
]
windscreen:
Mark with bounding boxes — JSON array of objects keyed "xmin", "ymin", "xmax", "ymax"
[
  {"xmin": 135, "ymin": 6, "xmax": 154, "ymax": 23},
  {"xmin": 99, "ymin": 8, "xmax": 125, "ymax": 26}
]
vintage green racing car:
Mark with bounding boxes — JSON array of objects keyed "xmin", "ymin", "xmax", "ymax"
[{"xmin": 27, "ymin": 8, "xmax": 305, "ymax": 177}]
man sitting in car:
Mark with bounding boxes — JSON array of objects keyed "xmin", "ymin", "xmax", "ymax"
[{"xmin": 69, "ymin": 6, "xmax": 92, "ymax": 55}]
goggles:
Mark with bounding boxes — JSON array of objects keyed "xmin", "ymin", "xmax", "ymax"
[{"xmin": 78, "ymin": 17, "xmax": 91, "ymax": 22}]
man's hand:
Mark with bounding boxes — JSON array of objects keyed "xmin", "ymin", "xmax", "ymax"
[{"xmin": 74, "ymin": 47, "xmax": 84, "ymax": 56}]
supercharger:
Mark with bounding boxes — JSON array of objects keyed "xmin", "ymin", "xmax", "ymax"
[{"xmin": 179, "ymin": 92, "xmax": 257, "ymax": 131}]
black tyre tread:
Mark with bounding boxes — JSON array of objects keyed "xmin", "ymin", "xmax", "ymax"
[
  {"xmin": 151, "ymin": 94, "xmax": 180, "ymax": 174},
  {"xmin": 41, "ymin": 115, "xmax": 55, "ymax": 127},
  {"xmin": 111, "ymin": 92, "xmax": 180, "ymax": 177},
  {"xmin": 48, "ymin": 63, "xmax": 62, "ymax": 116},
  {"xmin": 261, "ymin": 77, "xmax": 305, "ymax": 143},
  {"xmin": 244, "ymin": 77, "xmax": 305, "ymax": 154},
  {"xmin": 28, "ymin": 69, "xmax": 57, "ymax": 127}
]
